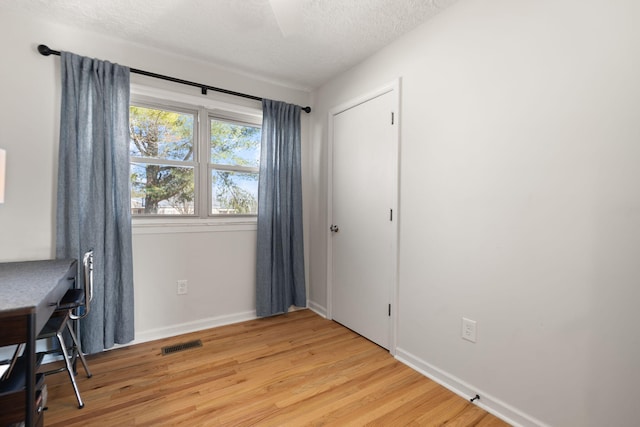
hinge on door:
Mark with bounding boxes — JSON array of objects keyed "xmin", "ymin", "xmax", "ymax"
[
  {"xmin": 390, "ymin": 209, "xmax": 393, "ymax": 221},
  {"xmin": 388, "ymin": 304, "xmax": 391, "ymax": 316},
  {"xmin": 391, "ymin": 112, "xmax": 394, "ymax": 125}
]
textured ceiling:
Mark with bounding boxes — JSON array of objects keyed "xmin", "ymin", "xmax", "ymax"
[{"xmin": 0, "ymin": 0, "xmax": 458, "ymax": 89}]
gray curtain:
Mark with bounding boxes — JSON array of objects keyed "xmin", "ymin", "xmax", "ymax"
[
  {"xmin": 56, "ymin": 51, "xmax": 134, "ymax": 353},
  {"xmin": 256, "ymin": 99, "xmax": 306, "ymax": 317}
]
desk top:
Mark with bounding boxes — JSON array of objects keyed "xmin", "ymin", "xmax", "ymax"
[{"xmin": 0, "ymin": 259, "xmax": 77, "ymax": 312}]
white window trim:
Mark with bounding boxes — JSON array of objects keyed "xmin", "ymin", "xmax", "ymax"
[
  {"xmin": 130, "ymin": 83, "xmax": 262, "ymax": 231},
  {"xmin": 132, "ymin": 217, "xmax": 257, "ymax": 234}
]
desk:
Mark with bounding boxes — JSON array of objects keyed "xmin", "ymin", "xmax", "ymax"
[{"xmin": 0, "ymin": 259, "xmax": 77, "ymax": 427}]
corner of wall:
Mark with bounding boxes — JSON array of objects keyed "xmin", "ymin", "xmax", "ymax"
[{"xmin": 307, "ymin": 300, "xmax": 327, "ymax": 318}]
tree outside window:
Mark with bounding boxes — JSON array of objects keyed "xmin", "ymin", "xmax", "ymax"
[
  {"xmin": 210, "ymin": 119, "xmax": 260, "ymax": 215},
  {"xmin": 129, "ymin": 103, "xmax": 261, "ymax": 217}
]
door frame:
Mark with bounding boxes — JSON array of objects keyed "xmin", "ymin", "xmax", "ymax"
[{"xmin": 326, "ymin": 78, "xmax": 401, "ymax": 354}]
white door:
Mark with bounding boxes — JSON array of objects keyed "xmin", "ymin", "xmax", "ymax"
[{"xmin": 330, "ymin": 85, "xmax": 398, "ymax": 350}]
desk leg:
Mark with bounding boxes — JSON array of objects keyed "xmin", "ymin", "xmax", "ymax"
[{"xmin": 26, "ymin": 313, "xmax": 35, "ymax": 427}]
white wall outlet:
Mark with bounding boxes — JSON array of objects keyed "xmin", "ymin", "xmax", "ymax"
[
  {"xmin": 462, "ymin": 317, "xmax": 477, "ymax": 343},
  {"xmin": 177, "ymin": 279, "xmax": 188, "ymax": 295}
]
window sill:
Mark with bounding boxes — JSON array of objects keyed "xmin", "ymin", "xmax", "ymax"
[{"xmin": 132, "ymin": 217, "xmax": 257, "ymax": 235}]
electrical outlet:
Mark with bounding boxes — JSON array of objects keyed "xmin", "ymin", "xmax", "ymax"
[
  {"xmin": 462, "ymin": 317, "xmax": 477, "ymax": 343},
  {"xmin": 177, "ymin": 279, "xmax": 188, "ymax": 295}
]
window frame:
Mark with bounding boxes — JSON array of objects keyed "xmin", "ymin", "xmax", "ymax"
[
  {"xmin": 129, "ymin": 90, "xmax": 262, "ymax": 226},
  {"xmin": 208, "ymin": 113, "xmax": 262, "ymax": 217},
  {"xmin": 129, "ymin": 100, "xmax": 200, "ymax": 217}
]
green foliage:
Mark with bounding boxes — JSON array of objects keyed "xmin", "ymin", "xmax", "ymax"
[
  {"xmin": 129, "ymin": 106, "xmax": 194, "ymax": 214},
  {"xmin": 210, "ymin": 119, "xmax": 260, "ymax": 214},
  {"xmin": 130, "ymin": 106, "xmax": 193, "ymax": 161},
  {"xmin": 213, "ymin": 171, "xmax": 258, "ymax": 214},
  {"xmin": 130, "ymin": 107, "xmax": 261, "ymax": 215},
  {"xmin": 210, "ymin": 120, "xmax": 260, "ymax": 167}
]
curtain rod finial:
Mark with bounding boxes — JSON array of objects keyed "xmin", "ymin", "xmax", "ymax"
[
  {"xmin": 302, "ymin": 106, "xmax": 311, "ymax": 114},
  {"xmin": 37, "ymin": 44, "xmax": 61, "ymax": 57},
  {"xmin": 38, "ymin": 44, "xmax": 52, "ymax": 56}
]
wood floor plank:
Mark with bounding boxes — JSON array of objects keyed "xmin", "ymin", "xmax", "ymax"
[{"xmin": 42, "ymin": 310, "xmax": 509, "ymax": 426}]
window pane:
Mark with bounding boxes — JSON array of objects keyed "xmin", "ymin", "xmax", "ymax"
[
  {"xmin": 210, "ymin": 120, "xmax": 260, "ymax": 167},
  {"xmin": 131, "ymin": 162, "xmax": 195, "ymax": 215},
  {"xmin": 130, "ymin": 106, "xmax": 194, "ymax": 161},
  {"xmin": 211, "ymin": 170, "xmax": 258, "ymax": 215}
]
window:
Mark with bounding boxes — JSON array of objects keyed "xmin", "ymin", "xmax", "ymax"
[
  {"xmin": 130, "ymin": 105, "xmax": 197, "ymax": 215},
  {"xmin": 209, "ymin": 118, "xmax": 261, "ymax": 215},
  {"xmin": 129, "ymin": 98, "xmax": 261, "ymax": 218}
]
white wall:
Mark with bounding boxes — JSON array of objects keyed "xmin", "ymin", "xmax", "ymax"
[
  {"xmin": 309, "ymin": 0, "xmax": 640, "ymax": 425},
  {"xmin": 3, "ymin": 1, "xmax": 640, "ymax": 424},
  {"xmin": 0, "ymin": 9, "xmax": 311, "ymax": 342}
]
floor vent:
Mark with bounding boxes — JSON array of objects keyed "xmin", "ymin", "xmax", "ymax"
[{"xmin": 161, "ymin": 339, "xmax": 202, "ymax": 355}]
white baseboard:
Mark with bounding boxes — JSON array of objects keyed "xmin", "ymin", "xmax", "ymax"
[
  {"xmin": 307, "ymin": 300, "xmax": 327, "ymax": 318},
  {"xmin": 132, "ymin": 310, "xmax": 257, "ymax": 346},
  {"xmin": 395, "ymin": 348, "xmax": 548, "ymax": 427}
]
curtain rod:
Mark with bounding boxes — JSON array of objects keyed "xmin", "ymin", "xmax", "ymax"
[{"xmin": 37, "ymin": 44, "xmax": 311, "ymax": 114}]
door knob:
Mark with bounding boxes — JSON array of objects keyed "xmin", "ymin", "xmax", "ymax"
[{"xmin": 330, "ymin": 224, "xmax": 339, "ymax": 233}]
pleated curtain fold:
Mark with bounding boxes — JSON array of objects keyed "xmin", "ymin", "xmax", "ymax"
[
  {"xmin": 256, "ymin": 99, "xmax": 306, "ymax": 317},
  {"xmin": 56, "ymin": 51, "xmax": 135, "ymax": 353}
]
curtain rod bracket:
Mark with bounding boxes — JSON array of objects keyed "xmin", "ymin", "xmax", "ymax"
[{"xmin": 201, "ymin": 87, "xmax": 208, "ymax": 95}]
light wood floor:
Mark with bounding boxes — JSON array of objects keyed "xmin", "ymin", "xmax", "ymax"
[{"xmin": 43, "ymin": 310, "xmax": 509, "ymax": 426}]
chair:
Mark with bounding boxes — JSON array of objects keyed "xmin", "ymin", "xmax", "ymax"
[
  {"xmin": 43, "ymin": 250, "xmax": 94, "ymax": 407},
  {"xmin": 9, "ymin": 250, "xmax": 94, "ymax": 408}
]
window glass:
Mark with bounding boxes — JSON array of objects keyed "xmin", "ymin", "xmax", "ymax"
[
  {"xmin": 130, "ymin": 163, "xmax": 195, "ymax": 215},
  {"xmin": 211, "ymin": 170, "xmax": 259, "ymax": 215},
  {"xmin": 210, "ymin": 120, "xmax": 260, "ymax": 167},
  {"xmin": 129, "ymin": 104, "xmax": 196, "ymax": 216},
  {"xmin": 210, "ymin": 118, "xmax": 261, "ymax": 216},
  {"xmin": 129, "ymin": 100, "xmax": 262, "ymax": 218},
  {"xmin": 130, "ymin": 106, "xmax": 194, "ymax": 161}
]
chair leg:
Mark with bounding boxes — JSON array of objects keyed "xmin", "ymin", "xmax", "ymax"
[
  {"xmin": 2, "ymin": 343, "xmax": 25, "ymax": 381},
  {"xmin": 55, "ymin": 331, "xmax": 84, "ymax": 409},
  {"xmin": 65, "ymin": 321, "xmax": 92, "ymax": 378}
]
